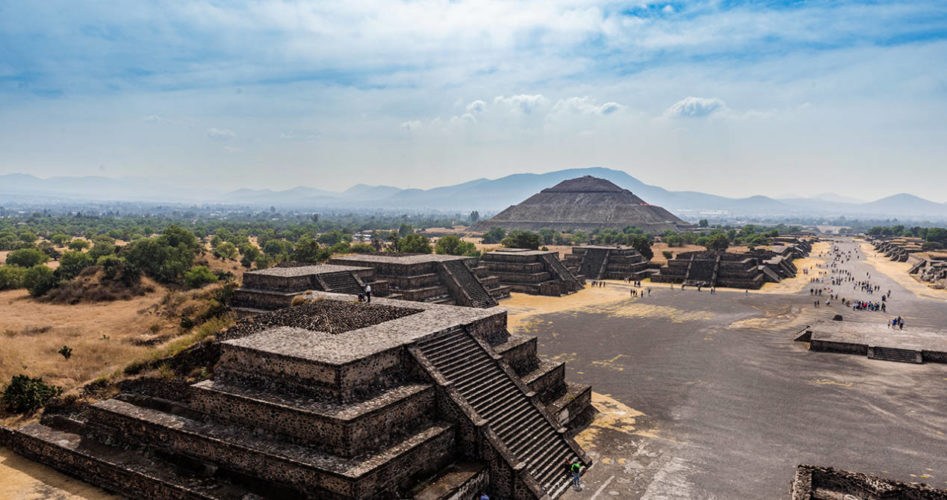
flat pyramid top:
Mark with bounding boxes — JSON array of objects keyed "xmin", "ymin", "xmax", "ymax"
[{"xmin": 541, "ymin": 176, "xmax": 625, "ymax": 193}]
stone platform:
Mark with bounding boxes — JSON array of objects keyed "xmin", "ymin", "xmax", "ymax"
[
  {"xmin": 232, "ymin": 264, "xmax": 384, "ymax": 313},
  {"xmin": 1, "ymin": 293, "xmax": 593, "ymax": 499},
  {"xmin": 798, "ymin": 322, "xmax": 947, "ymax": 364},
  {"xmin": 331, "ymin": 254, "xmax": 508, "ymax": 307},
  {"xmin": 563, "ymin": 245, "xmax": 651, "ymax": 281},
  {"xmin": 479, "ymin": 249, "xmax": 583, "ymax": 296}
]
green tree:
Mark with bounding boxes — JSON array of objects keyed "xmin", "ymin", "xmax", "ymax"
[
  {"xmin": 481, "ymin": 227, "xmax": 506, "ymax": 244},
  {"xmin": 435, "ymin": 235, "xmax": 479, "ymax": 256},
  {"xmin": 239, "ymin": 244, "xmax": 260, "ymax": 268},
  {"xmin": 67, "ymin": 239, "xmax": 90, "ymax": 251},
  {"xmin": 293, "ymin": 236, "xmax": 330, "ymax": 263},
  {"xmin": 317, "ymin": 230, "xmax": 347, "ymax": 246},
  {"xmin": 88, "ymin": 238, "xmax": 116, "ymax": 261},
  {"xmin": 469, "ymin": 211, "xmax": 480, "ymax": 223},
  {"xmin": 630, "ymin": 235, "xmax": 654, "ymax": 260},
  {"xmin": 349, "ymin": 243, "xmax": 376, "ymax": 254},
  {"xmin": 705, "ymin": 233, "xmax": 730, "ymax": 252},
  {"xmin": 397, "ymin": 234, "xmax": 432, "ymax": 253},
  {"xmin": 215, "ymin": 241, "xmax": 238, "ymax": 260},
  {"xmin": 56, "ymin": 251, "xmax": 94, "ymax": 280},
  {"xmin": 23, "ymin": 265, "xmax": 57, "ymax": 297},
  {"xmin": 398, "ymin": 224, "xmax": 414, "ymax": 237},
  {"xmin": 5, "ymin": 248, "xmax": 48, "ymax": 268},
  {"xmin": 184, "ymin": 266, "xmax": 218, "ymax": 289},
  {"xmin": 50, "ymin": 233, "xmax": 70, "ymax": 246},
  {"xmin": 501, "ymin": 230, "xmax": 541, "ymax": 250},
  {"xmin": 0, "ymin": 265, "xmax": 26, "ymax": 290},
  {"xmin": 698, "ymin": 219, "xmax": 709, "ymax": 228}
]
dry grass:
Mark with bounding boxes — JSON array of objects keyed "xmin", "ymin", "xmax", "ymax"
[{"xmin": 0, "ymin": 280, "xmax": 233, "ymax": 404}]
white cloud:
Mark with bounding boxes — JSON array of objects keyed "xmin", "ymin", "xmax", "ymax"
[
  {"xmin": 494, "ymin": 94, "xmax": 549, "ymax": 114},
  {"xmin": 207, "ymin": 128, "xmax": 236, "ymax": 140},
  {"xmin": 401, "ymin": 120, "xmax": 422, "ymax": 132},
  {"xmin": 466, "ymin": 100, "xmax": 486, "ymax": 113},
  {"xmin": 664, "ymin": 97, "xmax": 727, "ymax": 118},
  {"xmin": 551, "ymin": 96, "xmax": 623, "ymax": 116}
]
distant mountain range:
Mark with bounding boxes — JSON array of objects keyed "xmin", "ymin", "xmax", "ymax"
[{"xmin": 2, "ymin": 167, "xmax": 947, "ymax": 221}]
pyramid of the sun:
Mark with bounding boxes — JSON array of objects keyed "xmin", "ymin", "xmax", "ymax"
[{"xmin": 472, "ymin": 175, "xmax": 692, "ymax": 234}]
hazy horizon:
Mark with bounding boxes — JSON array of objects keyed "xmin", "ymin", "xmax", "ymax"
[{"xmin": 2, "ymin": 1, "xmax": 946, "ymax": 201}]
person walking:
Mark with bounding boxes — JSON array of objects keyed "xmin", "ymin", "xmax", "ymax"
[{"xmin": 364, "ymin": 283, "xmax": 372, "ymax": 303}]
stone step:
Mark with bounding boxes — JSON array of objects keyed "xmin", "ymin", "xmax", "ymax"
[
  {"xmin": 3, "ymin": 423, "xmax": 255, "ymax": 500},
  {"xmin": 412, "ymin": 461, "xmax": 488, "ymax": 500},
  {"xmin": 189, "ymin": 380, "xmax": 437, "ymax": 457},
  {"xmin": 86, "ymin": 398, "xmax": 455, "ymax": 499},
  {"xmin": 522, "ymin": 360, "xmax": 566, "ymax": 402},
  {"xmin": 547, "ymin": 382, "xmax": 593, "ymax": 428}
]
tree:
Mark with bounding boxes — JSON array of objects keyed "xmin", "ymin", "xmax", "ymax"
[
  {"xmin": 239, "ymin": 244, "xmax": 260, "ymax": 268},
  {"xmin": 705, "ymin": 233, "xmax": 730, "ymax": 252},
  {"xmin": 89, "ymin": 238, "xmax": 116, "ymax": 261},
  {"xmin": 215, "ymin": 241, "xmax": 238, "ymax": 260},
  {"xmin": 501, "ymin": 230, "xmax": 541, "ymax": 250},
  {"xmin": 184, "ymin": 266, "xmax": 218, "ymax": 289},
  {"xmin": 56, "ymin": 251, "xmax": 94, "ymax": 280},
  {"xmin": 698, "ymin": 219, "xmax": 709, "ymax": 228},
  {"xmin": 469, "ymin": 211, "xmax": 480, "ymax": 224},
  {"xmin": 293, "ymin": 236, "xmax": 330, "ymax": 263},
  {"xmin": 630, "ymin": 235, "xmax": 653, "ymax": 260},
  {"xmin": 481, "ymin": 227, "xmax": 506, "ymax": 244},
  {"xmin": 398, "ymin": 224, "xmax": 414, "ymax": 237},
  {"xmin": 23, "ymin": 265, "xmax": 57, "ymax": 297},
  {"xmin": 397, "ymin": 234, "xmax": 432, "ymax": 253},
  {"xmin": 50, "ymin": 233, "xmax": 70, "ymax": 246},
  {"xmin": 67, "ymin": 239, "xmax": 90, "ymax": 251},
  {"xmin": 5, "ymin": 248, "xmax": 48, "ymax": 268},
  {"xmin": 317, "ymin": 230, "xmax": 347, "ymax": 246},
  {"xmin": 435, "ymin": 235, "xmax": 479, "ymax": 256}
]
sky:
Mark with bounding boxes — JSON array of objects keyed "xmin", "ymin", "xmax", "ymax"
[{"xmin": 1, "ymin": 0, "xmax": 946, "ymax": 201}]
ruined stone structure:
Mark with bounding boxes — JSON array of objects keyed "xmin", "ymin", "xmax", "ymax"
[
  {"xmin": 872, "ymin": 238, "xmax": 947, "ymax": 289},
  {"xmin": 791, "ymin": 465, "xmax": 947, "ymax": 499},
  {"xmin": 873, "ymin": 237, "xmax": 925, "ymax": 262},
  {"xmin": 563, "ymin": 245, "xmax": 651, "ymax": 281},
  {"xmin": 232, "ymin": 264, "xmax": 384, "ymax": 313},
  {"xmin": 653, "ymin": 247, "xmax": 808, "ymax": 289},
  {"xmin": 478, "ymin": 249, "xmax": 583, "ymax": 296},
  {"xmin": 0, "ymin": 294, "xmax": 592, "ymax": 499},
  {"xmin": 471, "ymin": 176, "xmax": 692, "ymax": 234},
  {"xmin": 330, "ymin": 254, "xmax": 510, "ymax": 308}
]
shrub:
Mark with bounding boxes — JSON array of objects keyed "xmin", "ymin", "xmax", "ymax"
[
  {"xmin": 58, "ymin": 345, "xmax": 73, "ymax": 360},
  {"xmin": 184, "ymin": 265, "xmax": 218, "ymax": 289},
  {"xmin": 23, "ymin": 265, "xmax": 57, "ymax": 297},
  {"xmin": 0, "ymin": 265, "xmax": 26, "ymax": 290},
  {"xmin": 662, "ymin": 250, "xmax": 673, "ymax": 259},
  {"xmin": 5, "ymin": 248, "xmax": 48, "ymax": 268},
  {"xmin": 214, "ymin": 241, "xmax": 238, "ymax": 260},
  {"xmin": 88, "ymin": 239, "xmax": 116, "ymax": 260},
  {"xmin": 2, "ymin": 374, "xmax": 62, "ymax": 413},
  {"xmin": 630, "ymin": 235, "xmax": 654, "ymax": 260}
]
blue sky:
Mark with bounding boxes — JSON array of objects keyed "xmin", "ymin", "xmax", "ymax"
[{"xmin": 1, "ymin": 0, "xmax": 946, "ymax": 200}]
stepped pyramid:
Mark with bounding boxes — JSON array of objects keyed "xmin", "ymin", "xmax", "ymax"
[{"xmin": 472, "ymin": 175, "xmax": 692, "ymax": 234}]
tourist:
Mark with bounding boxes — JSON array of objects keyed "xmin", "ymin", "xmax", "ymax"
[
  {"xmin": 364, "ymin": 283, "xmax": 372, "ymax": 303},
  {"xmin": 479, "ymin": 491, "xmax": 489, "ymax": 500},
  {"xmin": 570, "ymin": 459, "xmax": 583, "ymax": 490}
]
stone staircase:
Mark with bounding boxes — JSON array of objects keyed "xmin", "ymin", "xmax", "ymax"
[
  {"xmin": 414, "ymin": 329, "xmax": 584, "ymax": 496},
  {"xmin": 441, "ymin": 260, "xmax": 498, "ymax": 308},
  {"xmin": 319, "ymin": 271, "xmax": 364, "ymax": 295},
  {"xmin": 540, "ymin": 254, "xmax": 582, "ymax": 290},
  {"xmin": 579, "ymin": 248, "xmax": 609, "ymax": 280}
]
